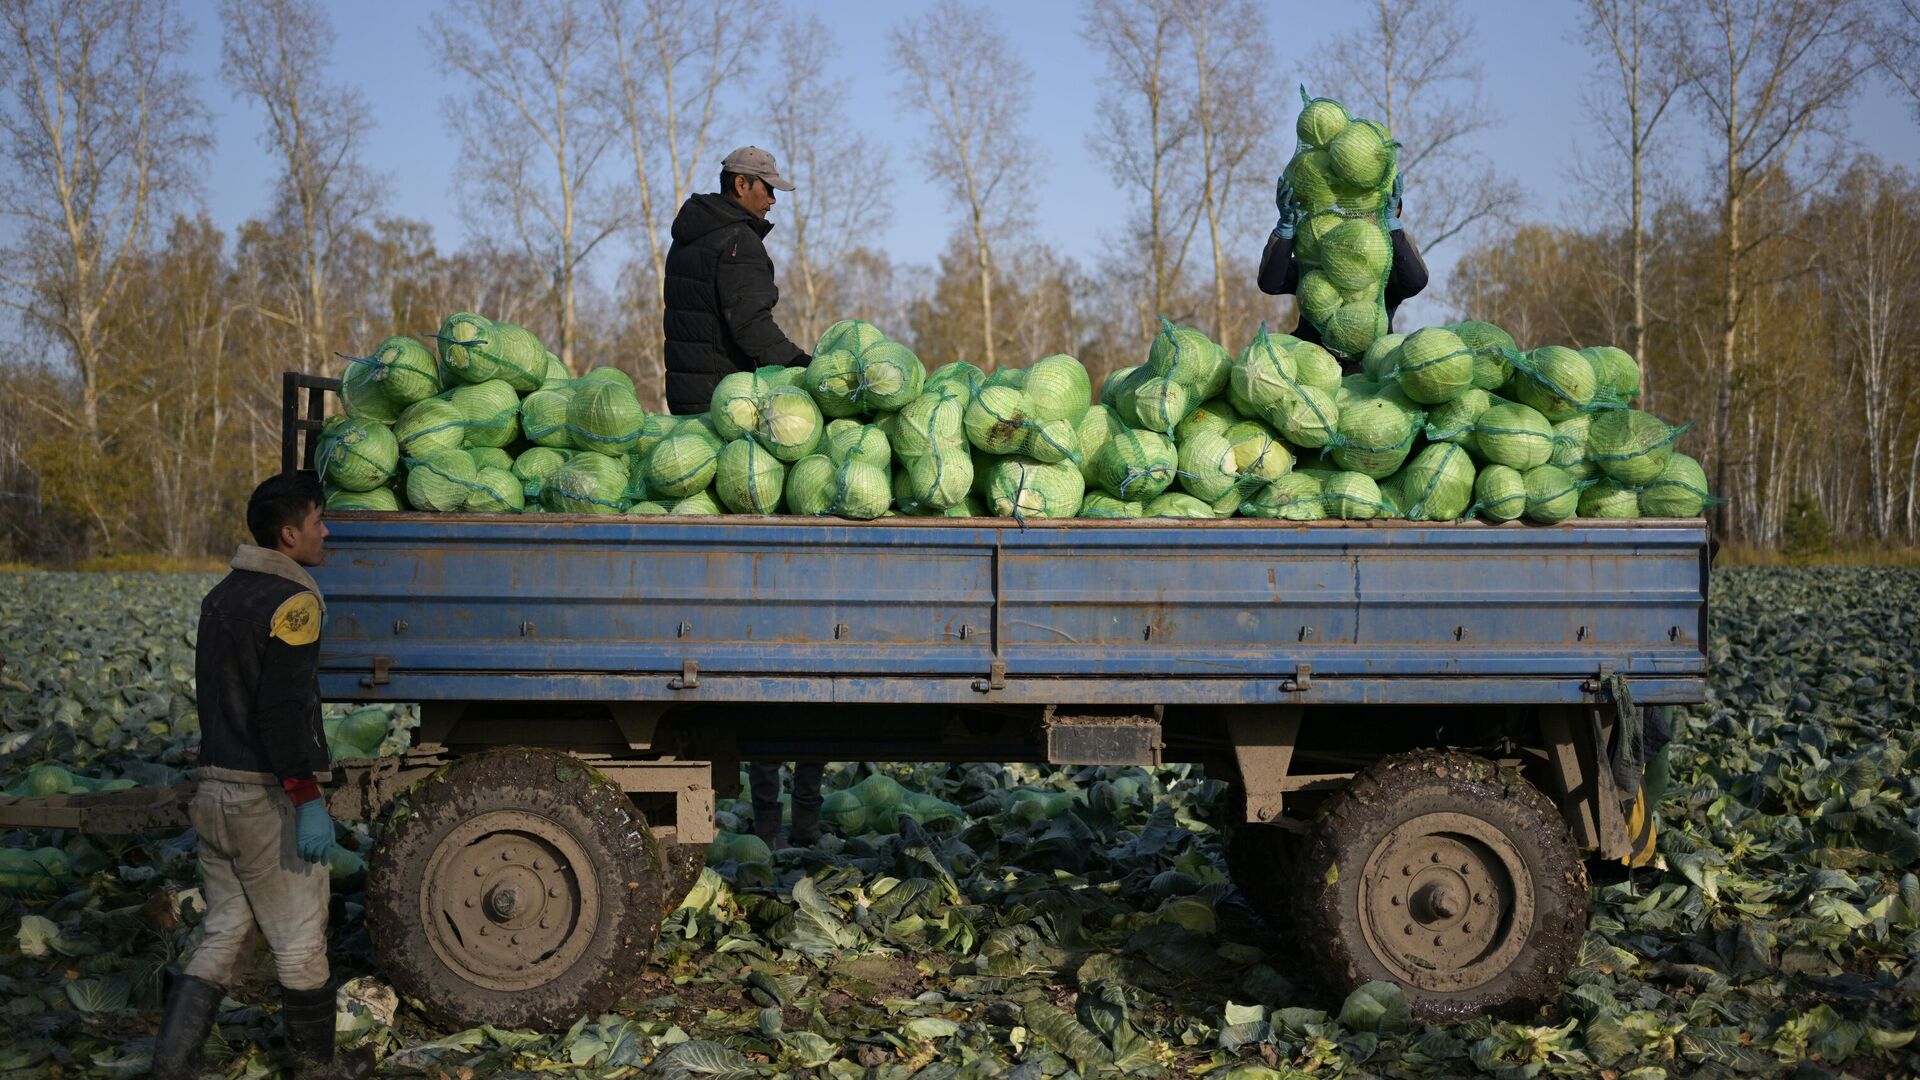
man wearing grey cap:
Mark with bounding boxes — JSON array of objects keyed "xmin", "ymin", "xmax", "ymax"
[{"xmin": 662, "ymin": 146, "xmax": 810, "ymax": 416}]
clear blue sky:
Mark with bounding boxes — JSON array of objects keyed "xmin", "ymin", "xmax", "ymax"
[{"xmin": 179, "ymin": 0, "xmax": 1920, "ymax": 322}]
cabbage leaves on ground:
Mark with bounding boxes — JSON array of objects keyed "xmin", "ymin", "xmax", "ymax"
[{"xmin": 0, "ymin": 569, "xmax": 1917, "ymax": 1077}]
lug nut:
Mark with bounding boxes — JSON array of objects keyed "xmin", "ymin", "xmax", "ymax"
[
  {"xmin": 1430, "ymin": 851, "xmax": 1441, "ymax": 863},
  {"xmin": 1463, "ymin": 923, "xmax": 1473, "ymax": 933},
  {"xmin": 1473, "ymin": 893, "xmax": 1485, "ymax": 905},
  {"xmin": 511, "ymin": 934, "xmax": 522, "ymax": 945},
  {"xmin": 1390, "ymin": 895, "xmax": 1402, "ymax": 906},
  {"xmin": 548, "ymin": 886, "xmax": 561, "ymax": 898},
  {"xmin": 479, "ymin": 926, "xmax": 489, "ymax": 936},
  {"xmin": 473, "ymin": 866, "xmax": 484, "ymax": 877},
  {"xmin": 1402, "ymin": 865, "xmax": 1412, "ymax": 876},
  {"xmin": 464, "ymin": 898, "xmax": 474, "ymax": 908},
  {"xmin": 1403, "ymin": 925, "xmax": 1414, "ymax": 935},
  {"xmin": 532, "ymin": 858, "xmax": 545, "ymax": 870},
  {"xmin": 1433, "ymin": 935, "xmax": 1443, "ymax": 946},
  {"xmin": 539, "ymin": 917, "xmax": 550, "ymax": 929}
]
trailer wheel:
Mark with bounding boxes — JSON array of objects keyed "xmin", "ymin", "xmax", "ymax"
[
  {"xmin": 656, "ymin": 837, "xmax": 709, "ymax": 911},
  {"xmin": 1292, "ymin": 751, "xmax": 1586, "ymax": 1021},
  {"xmin": 366, "ymin": 747, "xmax": 665, "ymax": 1030}
]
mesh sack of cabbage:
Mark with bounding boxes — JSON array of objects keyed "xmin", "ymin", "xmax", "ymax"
[{"xmin": 1285, "ymin": 87, "xmax": 1399, "ymax": 359}]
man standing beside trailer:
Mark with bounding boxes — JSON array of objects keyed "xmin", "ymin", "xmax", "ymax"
[{"xmin": 153, "ymin": 473, "xmax": 372, "ymax": 1080}]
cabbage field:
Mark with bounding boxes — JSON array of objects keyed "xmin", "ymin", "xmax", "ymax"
[{"xmin": 2, "ymin": 568, "xmax": 1918, "ymax": 1078}]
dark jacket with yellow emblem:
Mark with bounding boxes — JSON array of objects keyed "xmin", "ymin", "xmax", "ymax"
[{"xmin": 194, "ymin": 546, "xmax": 329, "ymax": 801}]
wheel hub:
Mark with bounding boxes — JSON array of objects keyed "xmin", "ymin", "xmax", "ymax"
[
  {"xmin": 420, "ymin": 810, "xmax": 601, "ymax": 991},
  {"xmin": 1357, "ymin": 811, "xmax": 1533, "ymax": 992}
]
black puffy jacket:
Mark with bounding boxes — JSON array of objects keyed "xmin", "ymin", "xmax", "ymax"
[
  {"xmin": 662, "ymin": 193, "xmax": 807, "ymax": 415},
  {"xmin": 194, "ymin": 546, "xmax": 329, "ymax": 786}
]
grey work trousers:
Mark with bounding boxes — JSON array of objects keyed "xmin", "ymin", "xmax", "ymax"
[
  {"xmin": 749, "ymin": 761, "xmax": 823, "ymax": 822},
  {"xmin": 182, "ymin": 778, "xmax": 331, "ymax": 991}
]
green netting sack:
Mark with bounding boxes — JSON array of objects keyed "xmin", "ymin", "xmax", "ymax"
[
  {"xmin": 1471, "ymin": 464, "xmax": 1527, "ymax": 522},
  {"xmin": 1145, "ymin": 318, "xmax": 1230, "ymax": 399},
  {"xmin": 404, "ymin": 450, "xmax": 480, "ymax": 512},
  {"xmin": 542, "ymin": 452, "xmax": 629, "ymax": 513},
  {"xmin": 468, "ymin": 447, "xmax": 513, "ymax": 472},
  {"xmin": 891, "ymin": 386, "xmax": 968, "ymax": 458},
  {"xmin": 325, "ymin": 485, "xmax": 399, "ymax": 512},
  {"xmin": 467, "ymin": 466, "xmax": 526, "ymax": 513},
  {"xmin": 645, "ymin": 427, "xmax": 722, "ymax": 499},
  {"xmin": 710, "ymin": 372, "xmax": 827, "ymax": 462},
  {"xmin": 964, "ymin": 383, "xmax": 1082, "ymax": 464},
  {"xmin": 672, "ymin": 490, "xmax": 723, "ymax": 515},
  {"xmin": 898, "ymin": 448, "xmax": 974, "ymax": 512},
  {"xmin": 825, "ymin": 420, "xmax": 892, "ymax": 468},
  {"xmin": 1091, "ymin": 428, "xmax": 1177, "ymax": 500},
  {"xmin": 1118, "ymin": 372, "xmax": 1191, "ymax": 436},
  {"xmin": 1587, "ymin": 409, "xmax": 1686, "ymax": 485},
  {"xmin": 1243, "ymin": 472, "xmax": 1325, "ymax": 520},
  {"xmin": 925, "ymin": 360, "xmax": 985, "ymax": 400},
  {"xmin": 1637, "ymin": 453, "xmax": 1714, "ymax": 517},
  {"xmin": 1284, "ymin": 88, "xmax": 1398, "ymax": 358},
  {"xmin": 448, "ymin": 379, "xmax": 521, "ymax": 448},
  {"xmin": 1522, "ymin": 464, "xmax": 1582, "ymax": 523},
  {"xmin": 1579, "ymin": 345, "xmax": 1641, "ymax": 400},
  {"xmin": 1472, "ymin": 402, "xmax": 1555, "ymax": 470},
  {"xmin": 1423, "ymin": 388, "xmax": 1493, "ymax": 446},
  {"xmin": 1175, "ymin": 398, "xmax": 1240, "ymax": 443},
  {"xmin": 1145, "ymin": 492, "xmax": 1213, "ymax": 518},
  {"xmin": 1387, "ymin": 327, "xmax": 1473, "ymax": 405},
  {"xmin": 1099, "ymin": 365, "xmax": 1139, "ymax": 409},
  {"xmin": 786, "ymin": 454, "xmax": 891, "ymax": 519},
  {"xmin": 520, "ymin": 387, "xmax": 575, "ymax": 449},
  {"xmin": 1225, "ymin": 420, "xmax": 1293, "ymax": 483},
  {"xmin": 1078, "ymin": 492, "xmax": 1143, "ymax": 518},
  {"xmin": 574, "ymin": 365, "xmax": 637, "ymax": 394},
  {"xmin": 339, "ymin": 361, "xmax": 402, "ymax": 422},
  {"xmin": 316, "ymin": 416, "xmax": 399, "ymax": 493},
  {"xmin": 1330, "ymin": 396, "xmax": 1420, "ymax": 478},
  {"xmin": 566, "ymin": 380, "xmax": 646, "ymax": 456},
  {"xmin": 1025, "ymin": 354, "xmax": 1092, "ymax": 424},
  {"xmin": 715, "ymin": 438, "xmax": 786, "ymax": 514},
  {"xmin": 1231, "ymin": 329, "xmax": 1299, "ymax": 414},
  {"xmin": 1398, "ymin": 442, "xmax": 1477, "ymax": 521},
  {"xmin": 1360, "ymin": 333, "xmax": 1405, "ymax": 382},
  {"xmin": 1549, "ymin": 415, "xmax": 1598, "ymax": 480},
  {"xmin": 986, "ymin": 457, "xmax": 1085, "ymax": 521},
  {"xmin": 1177, "ymin": 429, "xmax": 1240, "ymax": 502},
  {"xmin": 1506, "ymin": 345, "xmax": 1618, "ymax": 421},
  {"xmin": 1292, "ymin": 342, "xmax": 1343, "ymax": 391},
  {"xmin": 805, "ymin": 325, "xmax": 925, "ymax": 416},
  {"xmin": 431, "ymin": 312, "xmax": 547, "ymax": 392},
  {"xmin": 1322, "ymin": 471, "xmax": 1394, "ymax": 519},
  {"xmin": 511, "ymin": 446, "xmax": 569, "ymax": 499},
  {"xmin": 1446, "ymin": 322, "xmax": 1518, "ymax": 391},
  {"xmin": 1075, "ymin": 404, "xmax": 1127, "ymax": 481},
  {"xmin": 340, "ymin": 335, "xmax": 441, "ymax": 410},
  {"xmin": 1578, "ymin": 478, "xmax": 1640, "ymax": 519},
  {"xmin": 542, "ymin": 352, "xmax": 571, "ymax": 388},
  {"xmin": 393, "ymin": 398, "xmax": 467, "ymax": 459}
]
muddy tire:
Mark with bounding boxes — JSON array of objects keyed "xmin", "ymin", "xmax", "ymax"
[
  {"xmin": 366, "ymin": 747, "xmax": 665, "ymax": 1030},
  {"xmin": 1292, "ymin": 751, "xmax": 1586, "ymax": 1021},
  {"xmin": 656, "ymin": 837, "xmax": 709, "ymax": 912}
]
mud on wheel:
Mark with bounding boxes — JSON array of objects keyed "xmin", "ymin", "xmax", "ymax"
[
  {"xmin": 1292, "ymin": 751, "xmax": 1587, "ymax": 1021},
  {"xmin": 367, "ymin": 747, "xmax": 666, "ymax": 1030}
]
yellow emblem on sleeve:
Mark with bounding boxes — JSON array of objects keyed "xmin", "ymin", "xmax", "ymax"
[{"xmin": 270, "ymin": 592, "xmax": 322, "ymax": 646}]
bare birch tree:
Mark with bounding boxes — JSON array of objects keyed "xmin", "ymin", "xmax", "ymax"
[
  {"xmin": 1671, "ymin": 0, "xmax": 1868, "ymax": 540},
  {"xmin": 1576, "ymin": 0, "xmax": 1681, "ymax": 406},
  {"xmin": 220, "ymin": 0, "xmax": 378, "ymax": 375},
  {"xmin": 764, "ymin": 13, "xmax": 892, "ymax": 345},
  {"xmin": 596, "ymin": 0, "xmax": 761, "ymax": 350},
  {"xmin": 1816, "ymin": 162, "xmax": 1920, "ymax": 540},
  {"xmin": 1871, "ymin": 0, "xmax": 1920, "ymax": 120},
  {"xmin": 1081, "ymin": 0, "xmax": 1200, "ymax": 336},
  {"xmin": 0, "ymin": 0, "xmax": 207, "ymax": 440},
  {"xmin": 891, "ymin": 0, "xmax": 1036, "ymax": 370},
  {"xmin": 1306, "ymin": 0, "xmax": 1522, "ymax": 252},
  {"xmin": 1176, "ymin": 0, "xmax": 1276, "ymax": 340},
  {"xmin": 431, "ymin": 0, "xmax": 622, "ymax": 366}
]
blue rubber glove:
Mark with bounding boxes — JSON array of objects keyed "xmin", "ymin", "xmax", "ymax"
[
  {"xmin": 1273, "ymin": 176, "xmax": 1297, "ymax": 240},
  {"xmin": 294, "ymin": 800, "xmax": 334, "ymax": 864},
  {"xmin": 1387, "ymin": 173, "xmax": 1404, "ymax": 233}
]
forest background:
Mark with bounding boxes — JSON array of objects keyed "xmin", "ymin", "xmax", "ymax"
[{"xmin": 2, "ymin": 0, "xmax": 1919, "ymax": 562}]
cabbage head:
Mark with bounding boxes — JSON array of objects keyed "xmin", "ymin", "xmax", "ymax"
[
  {"xmin": 1145, "ymin": 492, "xmax": 1214, "ymax": 518},
  {"xmin": 1331, "ymin": 396, "xmax": 1417, "ymax": 478},
  {"xmin": 1586, "ymin": 409, "xmax": 1679, "ymax": 485},
  {"xmin": 1398, "ymin": 442, "xmax": 1476, "ymax": 521},
  {"xmin": 1296, "ymin": 96, "xmax": 1350, "ymax": 147},
  {"xmin": 567, "ymin": 380, "xmax": 646, "ymax": 456},
  {"xmin": 466, "ymin": 467, "xmax": 526, "ymax": 513},
  {"xmin": 1473, "ymin": 403, "xmax": 1555, "ymax": 470},
  {"xmin": 1322, "ymin": 471, "xmax": 1388, "ymax": 519},
  {"xmin": 987, "ymin": 457, "xmax": 1085, "ymax": 519},
  {"xmin": 326, "ymin": 486, "xmax": 400, "ymax": 512},
  {"xmin": 1473, "ymin": 464, "xmax": 1527, "ymax": 522},
  {"xmin": 1092, "ymin": 428, "xmax": 1176, "ymax": 500},
  {"xmin": 1321, "ymin": 219, "xmax": 1392, "ymax": 292},
  {"xmin": 1243, "ymin": 473, "xmax": 1325, "ymax": 520},
  {"xmin": 520, "ymin": 387, "xmax": 575, "ymax": 449},
  {"xmin": 1392, "ymin": 327, "xmax": 1473, "ymax": 405},
  {"xmin": 1079, "ymin": 493, "xmax": 1143, "ymax": 518},
  {"xmin": 716, "ymin": 438, "xmax": 786, "ymax": 514},
  {"xmin": 826, "ymin": 420, "xmax": 892, "ymax": 467},
  {"xmin": 646, "ymin": 427, "xmax": 723, "ymax": 498},
  {"xmin": 1522, "ymin": 464, "xmax": 1580, "ymax": 523},
  {"xmin": 1322, "ymin": 301, "xmax": 1388, "ymax": 359},
  {"xmin": 1639, "ymin": 453, "xmax": 1711, "ymax": 517},
  {"xmin": 317, "ymin": 416, "xmax": 398, "ymax": 493},
  {"xmin": 1578, "ymin": 479, "xmax": 1640, "ymax": 519},
  {"xmin": 1510, "ymin": 346, "xmax": 1599, "ymax": 422},
  {"xmin": 1025, "ymin": 354, "xmax": 1092, "ymax": 423},
  {"xmin": 393, "ymin": 398, "xmax": 467, "ymax": 459},
  {"xmin": 1328, "ymin": 119, "xmax": 1393, "ymax": 188},
  {"xmin": 542, "ymin": 453, "xmax": 629, "ymax": 513},
  {"xmin": 405, "ymin": 450, "xmax": 479, "ymax": 512}
]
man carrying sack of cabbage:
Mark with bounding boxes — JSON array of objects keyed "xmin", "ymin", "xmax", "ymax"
[
  {"xmin": 662, "ymin": 145, "xmax": 811, "ymax": 416},
  {"xmin": 152, "ymin": 473, "xmax": 373, "ymax": 1080},
  {"xmin": 1258, "ymin": 88, "xmax": 1429, "ymax": 370}
]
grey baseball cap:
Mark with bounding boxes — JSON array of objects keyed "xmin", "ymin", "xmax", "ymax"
[{"xmin": 721, "ymin": 146, "xmax": 794, "ymax": 191}]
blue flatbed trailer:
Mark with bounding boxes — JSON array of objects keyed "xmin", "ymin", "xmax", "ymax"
[{"xmin": 292, "ymin": 509, "xmax": 1706, "ymax": 1027}]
